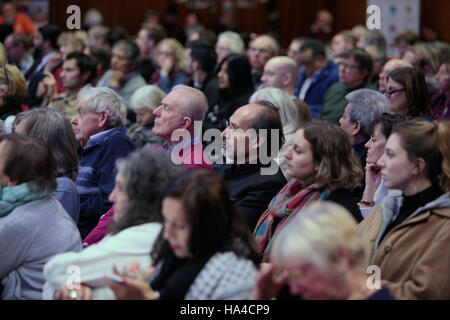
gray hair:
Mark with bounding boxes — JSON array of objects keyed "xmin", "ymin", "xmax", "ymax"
[
  {"xmin": 78, "ymin": 85, "xmax": 127, "ymax": 128},
  {"xmin": 13, "ymin": 108, "xmax": 79, "ymax": 181},
  {"xmin": 271, "ymin": 201, "xmax": 365, "ymax": 272},
  {"xmin": 109, "ymin": 149, "xmax": 185, "ymax": 235},
  {"xmin": 255, "ymin": 34, "xmax": 279, "ymax": 54},
  {"xmin": 217, "ymin": 31, "xmax": 245, "ymax": 54},
  {"xmin": 112, "ymin": 39, "xmax": 141, "ymax": 66},
  {"xmin": 0, "ymin": 120, "xmax": 4, "ymax": 134},
  {"xmin": 172, "ymin": 84, "xmax": 208, "ymax": 122},
  {"xmin": 345, "ymin": 89, "xmax": 389, "ymax": 137},
  {"xmin": 129, "ymin": 85, "xmax": 166, "ymax": 112},
  {"xmin": 249, "ymin": 87, "xmax": 300, "ymax": 135}
]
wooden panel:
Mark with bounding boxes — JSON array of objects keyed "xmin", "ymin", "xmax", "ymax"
[{"xmin": 48, "ymin": 0, "xmax": 449, "ymax": 49}]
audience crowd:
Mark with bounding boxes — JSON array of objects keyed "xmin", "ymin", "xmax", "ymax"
[{"xmin": 0, "ymin": 3, "xmax": 449, "ymax": 301}]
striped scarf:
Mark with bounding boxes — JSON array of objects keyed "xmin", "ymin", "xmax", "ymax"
[{"xmin": 253, "ymin": 178, "xmax": 328, "ymax": 262}]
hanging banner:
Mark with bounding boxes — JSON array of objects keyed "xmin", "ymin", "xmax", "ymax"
[{"xmin": 367, "ymin": 0, "xmax": 421, "ymax": 57}]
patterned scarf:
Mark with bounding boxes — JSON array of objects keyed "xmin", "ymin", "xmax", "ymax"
[
  {"xmin": 253, "ymin": 178, "xmax": 328, "ymax": 262},
  {"xmin": 0, "ymin": 181, "xmax": 52, "ymax": 218}
]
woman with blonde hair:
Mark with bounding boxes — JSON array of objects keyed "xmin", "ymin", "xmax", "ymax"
[
  {"xmin": 254, "ymin": 121, "xmax": 364, "ymax": 262},
  {"xmin": 252, "ymin": 201, "xmax": 394, "ymax": 300},
  {"xmin": 0, "ymin": 64, "xmax": 27, "ymax": 132},
  {"xmin": 357, "ymin": 119, "xmax": 450, "ymax": 299},
  {"xmin": 0, "ymin": 42, "xmax": 8, "ymax": 67},
  {"xmin": 150, "ymin": 38, "xmax": 188, "ymax": 93},
  {"xmin": 249, "ymin": 87, "xmax": 310, "ymax": 179}
]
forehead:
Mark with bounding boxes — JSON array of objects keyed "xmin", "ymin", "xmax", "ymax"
[
  {"xmin": 289, "ymin": 41, "xmax": 302, "ymax": 50},
  {"xmin": 162, "ymin": 90, "xmax": 182, "ymax": 107},
  {"xmin": 231, "ymin": 105, "xmax": 258, "ymax": 127},
  {"xmin": 385, "ymin": 132, "xmax": 401, "ymax": 149},
  {"xmin": 63, "ymin": 58, "xmax": 78, "ymax": 68},
  {"xmin": 77, "ymin": 100, "xmax": 92, "ymax": 112},
  {"xmin": 293, "ymin": 129, "xmax": 309, "ymax": 146},
  {"xmin": 252, "ymin": 37, "xmax": 271, "ymax": 48},
  {"xmin": 112, "ymin": 48, "xmax": 127, "ymax": 57}
]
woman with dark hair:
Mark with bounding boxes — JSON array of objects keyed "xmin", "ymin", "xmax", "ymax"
[
  {"xmin": 203, "ymin": 53, "xmax": 254, "ymax": 132},
  {"xmin": 107, "ymin": 170, "xmax": 260, "ymax": 300},
  {"xmin": 385, "ymin": 66, "xmax": 433, "ymax": 119},
  {"xmin": 43, "ymin": 150, "xmax": 184, "ymax": 300},
  {"xmin": 359, "ymin": 113, "xmax": 411, "ymax": 218},
  {"xmin": 0, "ymin": 134, "xmax": 81, "ymax": 300},
  {"xmin": 13, "ymin": 108, "xmax": 80, "ymax": 222},
  {"xmin": 254, "ymin": 121, "xmax": 364, "ymax": 262},
  {"xmin": 357, "ymin": 119, "xmax": 450, "ymax": 299}
]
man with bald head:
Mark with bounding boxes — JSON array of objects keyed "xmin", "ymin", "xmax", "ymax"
[
  {"xmin": 260, "ymin": 56, "xmax": 298, "ymax": 95},
  {"xmin": 248, "ymin": 34, "xmax": 279, "ymax": 89},
  {"xmin": 214, "ymin": 101, "xmax": 286, "ymax": 231},
  {"xmin": 151, "ymin": 84, "xmax": 212, "ymax": 170},
  {"xmin": 293, "ymin": 39, "xmax": 339, "ymax": 118},
  {"xmin": 378, "ymin": 58, "xmax": 412, "ymax": 93}
]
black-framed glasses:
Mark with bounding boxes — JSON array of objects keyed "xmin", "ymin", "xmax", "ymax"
[{"xmin": 384, "ymin": 88, "xmax": 405, "ymax": 98}]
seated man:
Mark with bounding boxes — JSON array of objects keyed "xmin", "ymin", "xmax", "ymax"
[
  {"xmin": 339, "ymin": 88, "xmax": 389, "ymax": 200},
  {"xmin": 4, "ymin": 32, "xmax": 34, "ymax": 75},
  {"xmin": 247, "ymin": 34, "xmax": 279, "ymax": 90},
  {"xmin": 43, "ymin": 52, "xmax": 97, "ymax": 120},
  {"xmin": 293, "ymin": 39, "xmax": 339, "ymax": 119},
  {"xmin": 96, "ymin": 39, "xmax": 146, "ymax": 106},
  {"xmin": 215, "ymin": 101, "xmax": 287, "ymax": 231},
  {"xmin": 150, "ymin": 84, "xmax": 212, "ymax": 170},
  {"xmin": 319, "ymin": 48, "xmax": 377, "ymax": 124},
  {"xmin": 71, "ymin": 86, "xmax": 135, "ymax": 238}
]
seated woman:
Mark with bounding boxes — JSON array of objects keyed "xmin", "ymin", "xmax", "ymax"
[
  {"xmin": 43, "ymin": 150, "xmax": 183, "ymax": 300},
  {"xmin": 203, "ymin": 53, "xmax": 254, "ymax": 132},
  {"xmin": 357, "ymin": 119, "xmax": 450, "ymax": 299},
  {"xmin": 0, "ymin": 64, "xmax": 27, "ymax": 132},
  {"xmin": 252, "ymin": 201, "xmax": 395, "ymax": 300},
  {"xmin": 13, "ymin": 108, "xmax": 80, "ymax": 222},
  {"xmin": 0, "ymin": 134, "xmax": 81, "ymax": 300},
  {"xmin": 359, "ymin": 113, "xmax": 411, "ymax": 218},
  {"xmin": 126, "ymin": 85, "xmax": 165, "ymax": 148},
  {"xmin": 249, "ymin": 87, "xmax": 311, "ymax": 179},
  {"xmin": 107, "ymin": 170, "xmax": 260, "ymax": 300},
  {"xmin": 385, "ymin": 66, "xmax": 433, "ymax": 120},
  {"xmin": 254, "ymin": 121, "xmax": 364, "ymax": 262},
  {"xmin": 150, "ymin": 38, "xmax": 188, "ymax": 94},
  {"xmin": 431, "ymin": 60, "xmax": 450, "ymax": 120}
]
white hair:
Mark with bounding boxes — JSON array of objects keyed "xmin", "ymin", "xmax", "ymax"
[
  {"xmin": 171, "ymin": 85, "xmax": 208, "ymax": 121},
  {"xmin": 217, "ymin": 31, "xmax": 245, "ymax": 54},
  {"xmin": 249, "ymin": 87, "xmax": 300, "ymax": 135},
  {"xmin": 345, "ymin": 89, "xmax": 390, "ymax": 137},
  {"xmin": 129, "ymin": 85, "xmax": 166, "ymax": 112},
  {"xmin": 271, "ymin": 201, "xmax": 364, "ymax": 272},
  {"xmin": 78, "ymin": 85, "xmax": 127, "ymax": 128}
]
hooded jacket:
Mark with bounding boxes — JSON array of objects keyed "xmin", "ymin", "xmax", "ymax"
[{"xmin": 357, "ymin": 191, "xmax": 450, "ymax": 300}]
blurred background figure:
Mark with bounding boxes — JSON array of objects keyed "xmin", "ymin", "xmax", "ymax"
[
  {"xmin": 4, "ymin": 32, "xmax": 34, "ymax": 76},
  {"xmin": 0, "ymin": 2, "xmax": 35, "ymax": 36},
  {"xmin": 127, "ymin": 85, "xmax": 165, "ymax": 148},
  {"xmin": 431, "ymin": 60, "xmax": 450, "ymax": 120},
  {"xmin": 309, "ymin": 10, "xmax": 334, "ymax": 42},
  {"xmin": 215, "ymin": 31, "xmax": 244, "ymax": 66},
  {"xmin": 83, "ymin": 8, "xmax": 104, "ymax": 30}
]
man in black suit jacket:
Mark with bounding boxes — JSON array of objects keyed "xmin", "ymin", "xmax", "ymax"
[{"xmin": 214, "ymin": 101, "xmax": 287, "ymax": 231}]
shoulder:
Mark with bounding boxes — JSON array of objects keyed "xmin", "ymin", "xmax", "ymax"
[{"xmin": 326, "ymin": 189, "xmax": 363, "ymax": 222}]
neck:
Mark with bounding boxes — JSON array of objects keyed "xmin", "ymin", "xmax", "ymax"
[
  {"xmin": 66, "ymin": 85, "xmax": 83, "ymax": 97},
  {"xmin": 193, "ymin": 70, "xmax": 207, "ymax": 85},
  {"xmin": 284, "ymin": 86, "xmax": 295, "ymax": 97},
  {"xmin": 403, "ymin": 177, "xmax": 432, "ymax": 197}
]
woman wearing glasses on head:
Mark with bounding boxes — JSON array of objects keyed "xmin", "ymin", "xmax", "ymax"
[{"xmin": 384, "ymin": 66, "xmax": 433, "ymax": 120}]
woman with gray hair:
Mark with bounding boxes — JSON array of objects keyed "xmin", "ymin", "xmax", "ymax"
[
  {"xmin": 43, "ymin": 149, "xmax": 185, "ymax": 300},
  {"xmin": 126, "ymin": 85, "xmax": 165, "ymax": 148},
  {"xmin": 13, "ymin": 108, "xmax": 80, "ymax": 223},
  {"xmin": 249, "ymin": 87, "xmax": 310, "ymax": 179},
  {"xmin": 252, "ymin": 201, "xmax": 394, "ymax": 300}
]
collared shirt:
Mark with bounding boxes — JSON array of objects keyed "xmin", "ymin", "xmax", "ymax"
[{"xmin": 298, "ymin": 68, "xmax": 322, "ymax": 101}]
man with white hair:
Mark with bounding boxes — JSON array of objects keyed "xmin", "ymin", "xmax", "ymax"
[
  {"xmin": 72, "ymin": 86, "xmax": 136, "ymax": 237},
  {"xmin": 215, "ymin": 31, "xmax": 245, "ymax": 65},
  {"xmin": 151, "ymin": 84, "xmax": 212, "ymax": 170}
]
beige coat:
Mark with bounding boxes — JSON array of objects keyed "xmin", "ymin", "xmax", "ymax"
[{"xmin": 357, "ymin": 191, "xmax": 450, "ymax": 300}]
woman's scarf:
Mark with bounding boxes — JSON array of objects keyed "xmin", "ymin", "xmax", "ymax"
[
  {"xmin": 0, "ymin": 182, "xmax": 52, "ymax": 218},
  {"xmin": 253, "ymin": 178, "xmax": 328, "ymax": 262}
]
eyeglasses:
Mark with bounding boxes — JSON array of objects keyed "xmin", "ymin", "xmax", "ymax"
[
  {"xmin": 337, "ymin": 62, "xmax": 360, "ymax": 70},
  {"xmin": 215, "ymin": 46, "xmax": 230, "ymax": 53},
  {"xmin": 384, "ymin": 88, "xmax": 405, "ymax": 98},
  {"xmin": 249, "ymin": 47, "xmax": 269, "ymax": 55}
]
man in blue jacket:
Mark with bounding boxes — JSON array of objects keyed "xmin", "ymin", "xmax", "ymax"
[
  {"xmin": 71, "ymin": 86, "xmax": 135, "ymax": 238},
  {"xmin": 293, "ymin": 39, "xmax": 339, "ymax": 119}
]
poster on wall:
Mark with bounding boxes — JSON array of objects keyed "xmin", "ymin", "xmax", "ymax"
[{"xmin": 367, "ymin": 0, "xmax": 421, "ymax": 57}]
